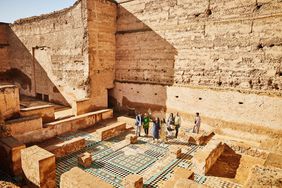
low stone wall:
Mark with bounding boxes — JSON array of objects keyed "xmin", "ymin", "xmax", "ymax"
[
  {"xmin": 5, "ymin": 116, "xmax": 42, "ymax": 136},
  {"xmin": 97, "ymin": 122, "xmax": 127, "ymax": 141},
  {"xmin": 0, "ymin": 85, "xmax": 20, "ymax": 120},
  {"xmin": 193, "ymin": 140, "xmax": 226, "ymax": 175},
  {"xmin": 21, "ymin": 145, "xmax": 56, "ymax": 188},
  {"xmin": 73, "ymin": 98, "xmax": 98, "ymax": 116},
  {"xmin": 0, "ymin": 136, "xmax": 26, "ymax": 176},
  {"xmin": 15, "ymin": 109, "xmax": 113, "ymax": 144},
  {"xmin": 20, "ymin": 105, "xmax": 55, "ymax": 123},
  {"xmin": 45, "ymin": 137, "xmax": 86, "ymax": 158},
  {"xmin": 60, "ymin": 167, "xmax": 113, "ymax": 188}
]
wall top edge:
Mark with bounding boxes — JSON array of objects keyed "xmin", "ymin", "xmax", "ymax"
[{"xmin": 11, "ymin": 0, "xmax": 82, "ymax": 26}]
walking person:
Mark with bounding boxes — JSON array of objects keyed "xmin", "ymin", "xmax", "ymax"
[
  {"xmin": 143, "ymin": 113, "xmax": 150, "ymax": 136},
  {"xmin": 152, "ymin": 117, "xmax": 160, "ymax": 141},
  {"xmin": 193, "ymin": 112, "xmax": 201, "ymax": 134},
  {"xmin": 174, "ymin": 112, "xmax": 181, "ymax": 138},
  {"xmin": 135, "ymin": 112, "xmax": 142, "ymax": 136}
]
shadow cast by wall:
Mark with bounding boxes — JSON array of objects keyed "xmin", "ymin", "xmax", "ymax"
[
  {"xmin": 110, "ymin": 5, "xmax": 177, "ymax": 116},
  {"xmin": 6, "ymin": 27, "xmax": 70, "ymax": 106}
]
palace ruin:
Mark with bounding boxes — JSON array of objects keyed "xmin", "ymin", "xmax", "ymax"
[{"xmin": 0, "ymin": 0, "xmax": 282, "ymax": 187}]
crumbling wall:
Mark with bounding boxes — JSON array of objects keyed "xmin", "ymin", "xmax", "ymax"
[
  {"xmin": 112, "ymin": 0, "xmax": 282, "ymax": 141},
  {"xmin": 8, "ymin": 0, "xmax": 89, "ymax": 106},
  {"xmin": 0, "ymin": 23, "xmax": 10, "ymax": 73}
]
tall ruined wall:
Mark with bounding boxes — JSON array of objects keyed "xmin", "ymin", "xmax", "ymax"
[
  {"xmin": 8, "ymin": 0, "xmax": 88, "ymax": 106},
  {"xmin": 112, "ymin": 0, "xmax": 282, "ymax": 143},
  {"xmin": 87, "ymin": 0, "xmax": 117, "ymax": 108},
  {"xmin": 0, "ymin": 23, "xmax": 10, "ymax": 73}
]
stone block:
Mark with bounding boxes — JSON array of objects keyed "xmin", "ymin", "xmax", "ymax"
[
  {"xmin": 187, "ymin": 132, "xmax": 215, "ymax": 145},
  {"xmin": 0, "ymin": 136, "xmax": 26, "ymax": 176},
  {"xmin": 45, "ymin": 137, "xmax": 86, "ymax": 158},
  {"xmin": 20, "ymin": 105, "xmax": 55, "ymax": 123},
  {"xmin": 173, "ymin": 178, "xmax": 208, "ymax": 188},
  {"xmin": 97, "ymin": 122, "xmax": 127, "ymax": 141},
  {"xmin": 60, "ymin": 167, "xmax": 113, "ymax": 188},
  {"xmin": 0, "ymin": 85, "xmax": 20, "ymax": 120},
  {"xmin": 244, "ymin": 165, "xmax": 282, "ymax": 188},
  {"xmin": 126, "ymin": 134, "xmax": 138, "ymax": 144},
  {"xmin": 173, "ymin": 168, "xmax": 194, "ymax": 180},
  {"xmin": 78, "ymin": 152, "xmax": 93, "ymax": 168},
  {"xmin": 117, "ymin": 116, "xmax": 135, "ymax": 129},
  {"xmin": 170, "ymin": 146, "xmax": 182, "ymax": 159},
  {"xmin": 123, "ymin": 174, "xmax": 143, "ymax": 188},
  {"xmin": 193, "ymin": 140, "xmax": 225, "ymax": 175},
  {"xmin": 21, "ymin": 145, "xmax": 55, "ymax": 188},
  {"xmin": 5, "ymin": 116, "xmax": 42, "ymax": 136}
]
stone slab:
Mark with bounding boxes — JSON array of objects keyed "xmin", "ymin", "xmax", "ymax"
[
  {"xmin": 45, "ymin": 137, "xmax": 86, "ymax": 158},
  {"xmin": 5, "ymin": 116, "xmax": 42, "ymax": 135},
  {"xmin": 96, "ymin": 122, "xmax": 127, "ymax": 141},
  {"xmin": 60, "ymin": 167, "xmax": 113, "ymax": 188},
  {"xmin": 123, "ymin": 174, "xmax": 143, "ymax": 188},
  {"xmin": 187, "ymin": 132, "xmax": 215, "ymax": 145},
  {"xmin": 21, "ymin": 145, "xmax": 55, "ymax": 188},
  {"xmin": 0, "ymin": 136, "xmax": 26, "ymax": 176},
  {"xmin": 20, "ymin": 105, "xmax": 55, "ymax": 123}
]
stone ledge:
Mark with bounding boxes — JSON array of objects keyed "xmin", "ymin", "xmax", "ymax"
[{"xmin": 60, "ymin": 167, "xmax": 113, "ymax": 188}]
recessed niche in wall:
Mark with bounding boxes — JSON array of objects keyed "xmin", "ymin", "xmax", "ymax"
[
  {"xmin": 175, "ymin": 96, "xmax": 179, "ymax": 98},
  {"xmin": 199, "ymin": 97, "xmax": 202, "ymax": 100},
  {"xmin": 238, "ymin": 102, "xmax": 243, "ymax": 104}
]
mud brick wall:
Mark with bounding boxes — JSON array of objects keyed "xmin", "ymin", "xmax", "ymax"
[
  {"xmin": 8, "ymin": 0, "xmax": 89, "ymax": 106},
  {"xmin": 87, "ymin": 0, "xmax": 117, "ymax": 108},
  {"xmin": 112, "ymin": 0, "xmax": 282, "ymax": 145},
  {"xmin": 0, "ymin": 23, "xmax": 10, "ymax": 73},
  {"xmin": 0, "ymin": 85, "xmax": 20, "ymax": 120}
]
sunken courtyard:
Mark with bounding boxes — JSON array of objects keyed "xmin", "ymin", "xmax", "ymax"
[{"xmin": 0, "ymin": 0, "xmax": 282, "ymax": 187}]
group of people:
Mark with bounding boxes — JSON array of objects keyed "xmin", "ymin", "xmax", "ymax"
[{"xmin": 135, "ymin": 112, "xmax": 201, "ymax": 142}]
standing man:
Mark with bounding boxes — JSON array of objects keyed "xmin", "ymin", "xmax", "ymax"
[
  {"xmin": 193, "ymin": 112, "xmax": 201, "ymax": 134},
  {"xmin": 174, "ymin": 112, "xmax": 181, "ymax": 138},
  {"xmin": 135, "ymin": 112, "xmax": 142, "ymax": 136},
  {"xmin": 143, "ymin": 113, "xmax": 150, "ymax": 136}
]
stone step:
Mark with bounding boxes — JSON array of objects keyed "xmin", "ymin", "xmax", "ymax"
[
  {"xmin": 96, "ymin": 121, "xmax": 127, "ymax": 141},
  {"xmin": 14, "ymin": 109, "xmax": 113, "ymax": 144},
  {"xmin": 42, "ymin": 137, "xmax": 86, "ymax": 158}
]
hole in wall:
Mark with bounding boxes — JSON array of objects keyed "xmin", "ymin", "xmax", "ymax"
[
  {"xmin": 257, "ymin": 44, "xmax": 263, "ymax": 50},
  {"xmin": 274, "ymin": 84, "xmax": 279, "ymax": 90},
  {"xmin": 279, "ymin": 72, "xmax": 282, "ymax": 77},
  {"xmin": 194, "ymin": 13, "xmax": 200, "ymax": 17},
  {"xmin": 238, "ymin": 102, "xmax": 243, "ymax": 104},
  {"xmin": 199, "ymin": 97, "xmax": 202, "ymax": 100},
  {"xmin": 205, "ymin": 8, "xmax": 212, "ymax": 16},
  {"xmin": 269, "ymin": 44, "xmax": 274, "ymax": 47},
  {"xmin": 256, "ymin": 4, "xmax": 262, "ymax": 10},
  {"xmin": 155, "ymin": 93, "xmax": 157, "ymax": 96},
  {"xmin": 175, "ymin": 96, "xmax": 179, "ymax": 98},
  {"xmin": 137, "ymin": 91, "xmax": 140, "ymax": 94}
]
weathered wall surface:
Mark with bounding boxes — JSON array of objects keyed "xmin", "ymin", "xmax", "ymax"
[
  {"xmin": 8, "ymin": 0, "xmax": 88, "ymax": 106},
  {"xmin": 0, "ymin": 23, "xmax": 10, "ymax": 73},
  {"xmin": 112, "ymin": 0, "xmax": 282, "ymax": 143},
  {"xmin": 87, "ymin": 0, "xmax": 117, "ymax": 108}
]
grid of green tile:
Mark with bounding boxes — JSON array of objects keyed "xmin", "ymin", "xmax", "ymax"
[{"xmin": 109, "ymin": 153, "xmax": 157, "ymax": 173}]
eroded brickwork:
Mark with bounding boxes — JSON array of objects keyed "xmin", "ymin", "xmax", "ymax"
[{"xmin": 9, "ymin": 0, "xmax": 89, "ymax": 105}]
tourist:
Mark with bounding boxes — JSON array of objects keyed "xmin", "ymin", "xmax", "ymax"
[
  {"xmin": 193, "ymin": 112, "xmax": 201, "ymax": 134},
  {"xmin": 143, "ymin": 113, "xmax": 150, "ymax": 136},
  {"xmin": 135, "ymin": 112, "xmax": 142, "ymax": 136},
  {"xmin": 160, "ymin": 118, "xmax": 167, "ymax": 142},
  {"xmin": 174, "ymin": 112, "xmax": 181, "ymax": 138},
  {"xmin": 152, "ymin": 117, "xmax": 160, "ymax": 141},
  {"xmin": 166, "ymin": 113, "xmax": 174, "ymax": 137}
]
